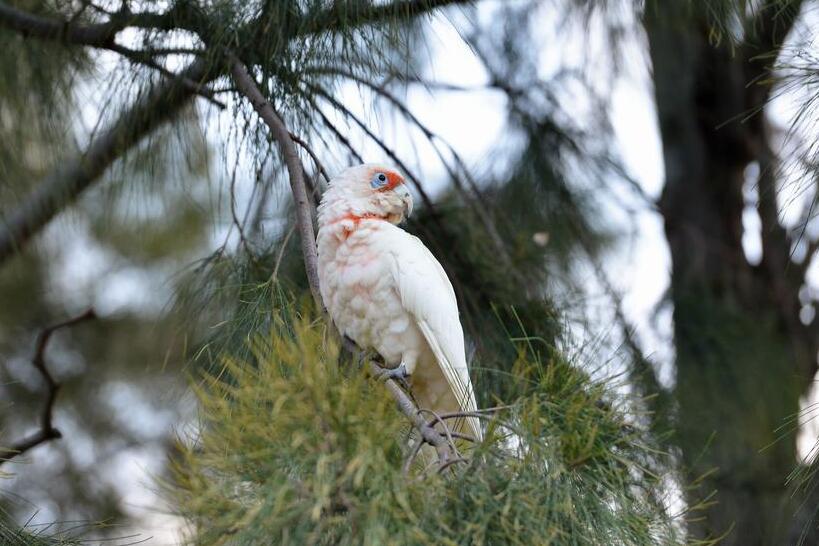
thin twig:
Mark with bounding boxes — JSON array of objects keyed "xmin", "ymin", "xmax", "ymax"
[
  {"xmin": 310, "ymin": 102, "xmax": 365, "ymax": 163},
  {"xmin": 228, "ymin": 165, "xmax": 258, "ymax": 262},
  {"xmin": 290, "ymin": 132, "xmax": 330, "ymax": 185},
  {"xmin": 436, "ymin": 456, "xmax": 469, "ymax": 474},
  {"xmin": 139, "ymin": 47, "xmax": 208, "ymax": 56},
  {"xmin": 435, "ymin": 410, "xmax": 503, "ymax": 420},
  {"xmin": 432, "ymin": 410, "xmax": 525, "ymax": 438},
  {"xmin": 417, "ymin": 408, "xmax": 460, "ymax": 458},
  {"xmin": 448, "ymin": 431, "xmax": 477, "ymax": 442},
  {"xmin": 271, "ymin": 224, "xmax": 296, "ymax": 280},
  {"xmin": 0, "ymin": 309, "xmax": 97, "ymax": 465},
  {"xmin": 107, "ymin": 44, "xmax": 226, "ymax": 109},
  {"xmin": 402, "ymin": 436, "xmax": 425, "ymax": 475}
]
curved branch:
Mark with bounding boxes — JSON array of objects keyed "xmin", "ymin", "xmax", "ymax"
[
  {"xmin": 310, "ymin": 100, "xmax": 365, "ymax": 163},
  {"xmin": 229, "ymin": 55, "xmax": 321, "ymax": 309},
  {"xmin": 371, "ymin": 361, "xmax": 456, "ymax": 464},
  {"xmin": 0, "ymin": 309, "xmax": 96, "ymax": 465},
  {"xmin": 290, "ymin": 132, "xmax": 330, "ymax": 185}
]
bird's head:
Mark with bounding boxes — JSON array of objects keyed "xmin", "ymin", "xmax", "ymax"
[{"xmin": 319, "ymin": 163, "xmax": 414, "ymax": 225}]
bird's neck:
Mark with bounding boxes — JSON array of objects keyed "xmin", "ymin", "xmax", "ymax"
[
  {"xmin": 317, "ymin": 189, "xmax": 357, "ymax": 224},
  {"xmin": 317, "ymin": 191, "xmax": 390, "ymax": 237},
  {"xmin": 318, "ymin": 208, "xmax": 390, "ymax": 244}
]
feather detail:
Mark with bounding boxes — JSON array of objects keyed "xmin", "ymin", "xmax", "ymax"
[{"xmin": 387, "ymin": 232, "xmax": 482, "ymax": 441}]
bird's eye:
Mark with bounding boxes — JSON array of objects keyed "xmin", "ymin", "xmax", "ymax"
[{"xmin": 371, "ymin": 172, "xmax": 388, "ymax": 189}]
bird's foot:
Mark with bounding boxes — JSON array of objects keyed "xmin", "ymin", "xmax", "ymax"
[{"xmin": 374, "ymin": 362, "xmax": 411, "ymax": 390}]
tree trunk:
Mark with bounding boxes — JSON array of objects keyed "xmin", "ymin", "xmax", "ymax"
[{"xmin": 644, "ymin": 3, "xmax": 815, "ymax": 544}]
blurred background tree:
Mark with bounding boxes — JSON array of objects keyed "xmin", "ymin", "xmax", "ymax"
[
  {"xmin": 643, "ymin": 2, "xmax": 819, "ymax": 543},
  {"xmin": 2, "ymin": 0, "xmax": 819, "ymax": 544}
]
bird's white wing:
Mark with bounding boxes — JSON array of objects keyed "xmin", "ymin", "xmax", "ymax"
[{"xmin": 384, "ymin": 228, "xmax": 481, "ymax": 440}]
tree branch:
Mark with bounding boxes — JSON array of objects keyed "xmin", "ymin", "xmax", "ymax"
[
  {"xmin": 0, "ymin": 2, "xmax": 222, "ymax": 108},
  {"xmin": 0, "ymin": 0, "xmax": 471, "ymax": 52},
  {"xmin": 0, "ymin": 58, "xmax": 217, "ymax": 266},
  {"xmin": 229, "ymin": 56, "xmax": 322, "ymax": 309},
  {"xmin": 371, "ymin": 361, "xmax": 455, "ymax": 464},
  {"xmin": 290, "ymin": 132, "xmax": 330, "ymax": 185},
  {"xmin": 0, "ymin": 2, "xmax": 177, "ymax": 47},
  {"xmin": 0, "ymin": 309, "xmax": 96, "ymax": 465},
  {"xmin": 0, "ymin": 1, "xmax": 119, "ymax": 46}
]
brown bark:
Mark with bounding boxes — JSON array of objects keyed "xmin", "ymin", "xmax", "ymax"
[{"xmin": 0, "ymin": 309, "xmax": 96, "ymax": 464}]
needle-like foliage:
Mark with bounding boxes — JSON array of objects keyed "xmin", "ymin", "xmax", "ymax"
[{"xmin": 168, "ymin": 300, "xmax": 687, "ymax": 545}]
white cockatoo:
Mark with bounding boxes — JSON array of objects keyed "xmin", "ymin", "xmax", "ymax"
[{"xmin": 316, "ymin": 163, "xmax": 482, "ymax": 442}]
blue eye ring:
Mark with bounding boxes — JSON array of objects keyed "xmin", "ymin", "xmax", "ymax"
[{"xmin": 370, "ymin": 172, "xmax": 388, "ymax": 189}]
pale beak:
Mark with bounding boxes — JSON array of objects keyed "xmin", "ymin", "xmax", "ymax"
[{"xmin": 396, "ymin": 184, "xmax": 413, "ymax": 219}]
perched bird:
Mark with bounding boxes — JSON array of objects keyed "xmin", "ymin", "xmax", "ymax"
[{"xmin": 316, "ymin": 163, "xmax": 482, "ymax": 442}]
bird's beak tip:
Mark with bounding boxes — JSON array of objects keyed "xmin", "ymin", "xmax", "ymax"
[{"xmin": 397, "ymin": 185, "xmax": 413, "ymax": 220}]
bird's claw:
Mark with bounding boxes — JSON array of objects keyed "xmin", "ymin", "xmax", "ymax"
[{"xmin": 375, "ymin": 362, "xmax": 410, "ymax": 390}]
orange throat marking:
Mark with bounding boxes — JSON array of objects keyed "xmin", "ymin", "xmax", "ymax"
[{"xmin": 329, "ymin": 212, "xmax": 388, "ymax": 239}]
